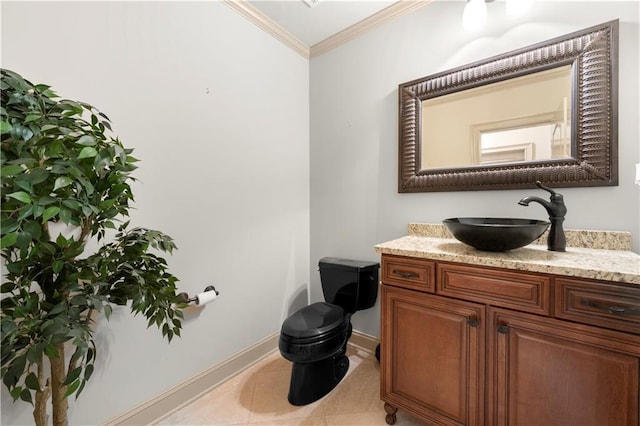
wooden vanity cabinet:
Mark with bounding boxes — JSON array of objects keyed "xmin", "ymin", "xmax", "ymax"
[
  {"xmin": 488, "ymin": 307, "xmax": 639, "ymax": 426},
  {"xmin": 381, "ymin": 285, "xmax": 485, "ymax": 426},
  {"xmin": 380, "ymin": 254, "xmax": 640, "ymax": 426}
]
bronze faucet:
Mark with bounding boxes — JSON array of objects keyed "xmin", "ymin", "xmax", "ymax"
[{"xmin": 518, "ymin": 181, "xmax": 567, "ymax": 252}]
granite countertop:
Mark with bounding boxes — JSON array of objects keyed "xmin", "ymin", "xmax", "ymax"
[{"xmin": 374, "ymin": 224, "xmax": 640, "ymax": 285}]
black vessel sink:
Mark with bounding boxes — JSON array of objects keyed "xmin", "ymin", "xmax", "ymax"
[{"xmin": 443, "ymin": 218, "xmax": 550, "ymax": 252}]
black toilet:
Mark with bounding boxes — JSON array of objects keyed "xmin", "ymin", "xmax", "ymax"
[{"xmin": 279, "ymin": 257, "xmax": 379, "ymax": 406}]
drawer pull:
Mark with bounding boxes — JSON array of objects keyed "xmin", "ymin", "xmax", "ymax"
[
  {"xmin": 392, "ymin": 270, "xmax": 419, "ymax": 279},
  {"xmin": 580, "ymin": 299, "xmax": 640, "ymax": 316}
]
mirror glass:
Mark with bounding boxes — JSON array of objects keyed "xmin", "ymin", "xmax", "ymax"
[
  {"xmin": 398, "ymin": 20, "xmax": 618, "ymax": 193},
  {"xmin": 421, "ymin": 65, "xmax": 573, "ymax": 169}
]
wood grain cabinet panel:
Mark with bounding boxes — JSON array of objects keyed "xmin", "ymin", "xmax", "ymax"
[
  {"xmin": 437, "ymin": 263, "xmax": 550, "ymax": 315},
  {"xmin": 380, "ymin": 254, "xmax": 640, "ymax": 426},
  {"xmin": 381, "ymin": 254, "xmax": 435, "ymax": 293},
  {"xmin": 381, "ymin": 285, "xmax": 484, "ymax": 426},
  {"xmin": 555, "ymin": 277, "xmax": 640, "ymax": 334},
  {"xmin": 488, "ymin": 307, "xmax": 640, "ymax": 426}
]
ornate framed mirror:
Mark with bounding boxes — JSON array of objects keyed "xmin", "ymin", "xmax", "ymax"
[{"xmin": 398, "ymin": 20, "xmax": 618, "ymax": 192}]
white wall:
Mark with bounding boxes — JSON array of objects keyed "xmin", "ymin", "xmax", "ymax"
[
  {"xmin": 310, "ymin": 1, "xmax": 639, "ymax": 337},
  {"xmin": 2, "ymin": 1, "xmax": 639, "ymax": 423},
  {"xmin": 1, "ymin": 2, "xmax": 309, "ymax": 424}
]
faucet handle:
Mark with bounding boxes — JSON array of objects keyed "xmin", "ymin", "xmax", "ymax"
[{"xmin": 535, "ymin": 180, "xmax": 558, "ymax": 196}]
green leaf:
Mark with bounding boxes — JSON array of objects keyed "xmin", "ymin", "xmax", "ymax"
[
  {"xmin": 15, "ymin": 179, "xmax": 32, "ymax": 193},
  {"xmin": 53, "ymin": 176, "xmax": 73, "ymax": 191},
  {"xmin": 40, "ymin": 242, "xmax": 56, "ymax": 255},
  {"xmin": 63, "ymin": 367, "xmax": 82, "ymax": 386},
  {"xmin": 103, "ymin": 304, "xmax": 112, "ymax": 320},
  {"xmin": 10, "ymin": 387, "xmax": 21, "ymax": 401},
  {"xmin": 1, "ymin": 164, "xmax": 22, "ymax": 177},
  {"xmin": 48, "ymin": 303, "xmax": 66, "ymax": 316},
  {"xmin": 44, "ymin": 344, "xmax": 60, "ymax": 358},
  {"xmin": 31, "ymin": 204, "xmax": 44, "ymax": 220},
  {"xmin": 42, "ymin": 206, "xmax": 61, "ymax": 222},
  {"xmin": 23, "ymin": 221, "xmax": 43, "ymax": 240},
  {"xmin": 24, "ymin": 373, "xmax": 40, "ymax": 391},
  {"xmin": 59, "ymin": 208, "xmax": 73, "ymax": 225},
  {"xmin": 0, "ymin": 120, "xmax": 11, "ymax": 134},
  {"xmin": 24, "ymin": 114, "xmax": 40, "ymax": 123},
  {"xmin": 6, "ymin": 191, "xmax": 31, "ymax": 203},
  {"xmin": 84, "ymin": 364, "xmax": 94, "ymax": 381},
  {"xmin": 25, "ymin": 168, "xmax": 49, "ymax": 184},
  {"xmin": 37, "ymin": 196, "xmax": 58, "ymax": 206},
  {"xmin": 76, "ymin": 135, "xmax": 96, "ymax": 146},
  {"xmin": 52, "ymin": 260, "xmax": 64, "ymax": 274},
  {"xmin": 26, "ymin": 342, "xmax": 45, "ymax": 364},
  {"xmin": 62, "ymin": 199, "xmax": 82, "ymax": 210},
  {"xmin": 0, "ymin": 232, "xmax": 18, "ymax": 249},
  {"xmin": 1, "ymin": 281, "xmax": 16, "ymax": 292},
  {"xmin": 20, "ymin": 388, "xmax": 33, "ymax": 405},
  {"xmin": 56, "ymin": 233, "xmax": 68, "ymax": 248},
  {"xmin": 77, "ymin": 147, "xmax": 97, "ymax": 160},
  {"xmin": 63, "ymin": 379, "xmax": 80, "ymax": 398}
]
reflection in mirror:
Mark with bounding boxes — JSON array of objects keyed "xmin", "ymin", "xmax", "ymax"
[
  {"xmin": 398, "ymin": 20, "xmax": 618, "ymax": 192},
  {"xmin": 421, "ymin": 65, "xmax": 573, "ymax": 169}
]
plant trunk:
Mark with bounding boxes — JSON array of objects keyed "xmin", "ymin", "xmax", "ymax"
[
  {"xmin": 33, "ymin": 363, "xmax": 50, "ymax": 426},
  {"xmin": 49, "ymin": 343, "xmax": 68, "ymax": 426}
]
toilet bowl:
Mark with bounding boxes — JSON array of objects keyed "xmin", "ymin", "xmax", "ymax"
[{"xmin": 279, "ymin": 257, "xmax": 379, "ymax": 406}]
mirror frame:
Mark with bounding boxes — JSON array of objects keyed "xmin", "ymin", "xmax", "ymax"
[{"xmin": 398, "ymin": 20, "xmax": 618, "ymax": 193}]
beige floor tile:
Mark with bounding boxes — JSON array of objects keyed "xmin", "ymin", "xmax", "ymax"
[
  {"xmin": 247, "ymin": 366, "xmax": 326, "ymax": 423},
  {"xmin": 158, "ymin": 367, "xmax": 258, "ymax": 425},
  {"xmin": 393, "ymin": 410, "xmax": 430, "ymax": 425},
  {"xmin": 249, "ymin": 416, "xmax": 328, "ymax": 425},
  {"xmin": 321, "ymin": 358, "xmax": 383, "ymax": 416},
  {"xmin": 250, "ymin": 351, "xmax": 291, "ymax": 373},
  {"xmin": 325, "ymin": 410, "xmax": 429, "ymax": 426},
  {"xmin": 156, "ymin": 345, "xmax": 413, "ymax": 426},
  {"xmin": 325, "ymin": 411, "xmax": 390, "ymax": 425}
]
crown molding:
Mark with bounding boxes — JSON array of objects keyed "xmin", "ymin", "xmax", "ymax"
[
  {"xmin": 309, "ymin": 0, "xmax": 434, "ymax": 58},
  {"xmin": 222, "ymin": 0, "xmax": 311, "ymax": 59},
  {"xmin": 224, "ymin": 0, "xmax": 433, "ymax": 60}
]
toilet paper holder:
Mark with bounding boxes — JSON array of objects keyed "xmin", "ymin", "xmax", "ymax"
[{"xmin": 178, "ymin": 285, "xmax": 219, "ymax": 305}]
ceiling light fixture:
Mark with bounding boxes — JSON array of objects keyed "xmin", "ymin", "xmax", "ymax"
[{"xmin": 463, "ymin": 0, "xmax": 535, "ymax": 32}]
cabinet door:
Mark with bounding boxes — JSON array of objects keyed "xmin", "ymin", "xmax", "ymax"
[
  {"xmin": 381, "ymin": 285, "xmax": 485, "ymax": 426},
  {"xmin": 488, "ymin": 307, "xmax": 640, "ymax": 426}
]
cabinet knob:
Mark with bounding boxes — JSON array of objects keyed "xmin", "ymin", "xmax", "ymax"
[
  {"xmin": 497, "ymin": 324, "xmax": 510, "ymax": 334},
  {"xmin": 468, "ymin": 317, "xmax": 480, "ymax": 327}
]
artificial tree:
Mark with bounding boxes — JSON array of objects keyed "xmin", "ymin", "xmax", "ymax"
[{"xmin": 1, "ymin": 69, "xmax": 185, "ymax": 426}]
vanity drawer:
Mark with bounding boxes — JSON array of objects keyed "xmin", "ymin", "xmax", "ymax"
[
  {"xmin": 381, "ymin": 255, "xmax": 435, "ymax": 293},
  {"xmin": 437, "ymin": 263, "xmax": 550, "ymax": 315},
  {"xmin": 555, "ymin": 278, "xmax": 640, "ymax": 334}
]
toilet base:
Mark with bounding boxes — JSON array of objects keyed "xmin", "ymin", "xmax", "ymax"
[{"xmin": 287, "ymin": 353, "xmax": 350, "ymax": 406}]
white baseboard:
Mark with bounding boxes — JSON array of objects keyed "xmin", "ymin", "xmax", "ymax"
[
  {"xmin": 103, "ymin": 330, "xmax": 379, "ymax": 425},
  {"xmin": 103, "ymin": 333, "xmax": 280, "ymax": 425},
  {"xmin": 349, "ymin": 330, "xmax": 379, "ymax": 355}
]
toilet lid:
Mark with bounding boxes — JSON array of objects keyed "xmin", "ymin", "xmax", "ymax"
[{"xmin": 281, "ymin": 302, "xmax": 347, "ymax": 339}]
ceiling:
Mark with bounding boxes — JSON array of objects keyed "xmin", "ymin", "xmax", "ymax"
[{"xmin": 247, "ymin": 0, "xmax": 399, "ymax": 47}]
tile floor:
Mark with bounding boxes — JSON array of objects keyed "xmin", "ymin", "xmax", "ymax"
[{"xmin": 156, "ymin": 346, "xmax": 425, "ymax": 425}]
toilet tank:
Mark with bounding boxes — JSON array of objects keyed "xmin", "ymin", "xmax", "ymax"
[{"xmin": 318, "ymin": 257, "xmax": 380, "ymax": 314}]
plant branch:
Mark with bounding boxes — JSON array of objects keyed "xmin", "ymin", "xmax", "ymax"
[
  {"xmin": 33, "ymin": 363, "xmax": 50, "ymax": 426},
  {"xmin": 49, "ymin": 344, "xmax": 68, "ymax": 426}
]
